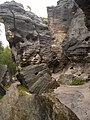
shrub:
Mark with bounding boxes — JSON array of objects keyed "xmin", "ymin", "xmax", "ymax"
[{"xmin": 0, "ymin": 46, "xmax": 16, "ymax": 76}]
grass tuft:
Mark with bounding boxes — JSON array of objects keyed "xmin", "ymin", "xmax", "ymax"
[
  {"xmin": 71, "ymin": 79, "xmax": 84, "ymax": 85},
  {"xmin": 17, "ymin": 85, "xmax": 28, "ymax": 91}
]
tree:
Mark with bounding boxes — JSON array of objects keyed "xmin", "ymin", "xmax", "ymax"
[{"xmin": 0, "ymin": 45, "xmax": 16, "ymax": 76}]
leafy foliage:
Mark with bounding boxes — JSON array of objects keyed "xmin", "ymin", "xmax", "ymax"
[
  {"xmin": 0, "ymin": 16, "xmax": 4, "ymax": 23},
  {"xmin": 0, "ymin": 45, "xmax": 16, "ymax": 75},
  {"xmin": 42, "ymin": 17, "xmax": 48, "ymax": 25},
  {"xmin": 17, "ymin": 85, "xmax": 28, "ymax": 91},
  {"xmin": 71, "ymin": 79, "xmax": 84, "ymax": 85}
]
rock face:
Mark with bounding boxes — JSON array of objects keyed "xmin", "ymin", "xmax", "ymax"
[
  {"xmin": 0, "ymin": 1, "xmax": 59, "ymax": 91},
  {"xmin": 16, "ymin": 63, "xmax": 59, "ymax": 94},
  {"xmin": 47, "ymin": 0, "xmax": 90, "ymax": 62},
  {"xmin": 47, "ymin": 0, "xmax": 90, "ymax": 81},
  {"xmin": 47, "ymin": 0, "xmax": 77, "ymax": 64},
  {"xmin": 0, "ymin": 65, "xmax": 10, "ymax": 86},
  {"xmin": 75, "ymin": 0, "xmax": 90, "ymax": 30},
  {"xmin": 0, "ymin": 82, "xmax": 79, "ymax": 120},
  {"xmin": 47, "ymin": 0, "xmax": 90, "ymax": 63},
  {"xmin": 47, "ymin": 1, "xmax": 90, "ymax": 119},
  {"xmin": 0, "ymin": 85, "xmax": 6, "ymax": 96},
  {"xmin": 0, "ymin": 1, "xmax": 57, "ymax": 69},
  {"xmin": 63, "ymin": 8, "xmax": 90, "ymax": 62},
  {"xmin": 0, "ymin": 1, "xmax": 80, "ymax": 120},
  {"xmin": 0, "ymin": 65, "xmax": 10, "ymax": 96}
]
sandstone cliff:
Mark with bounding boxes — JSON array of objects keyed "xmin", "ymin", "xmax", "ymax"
[
  {"xmin": 0, "ymin": 1, "xmax": 80, "ymax": 120},
  {"xmin": 0, "ymin": 1, "xmax": 58, "ymax": 71},
  {"xmin": 47, "ymin": 0, "xmax": 90, "ymax": 82}
]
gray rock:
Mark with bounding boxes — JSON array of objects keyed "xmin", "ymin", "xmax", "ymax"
[
  {"xmin": 0, "ymin": 65, "xmax": 10, "ymax": 96},
  {"xmin": 0, "ymin": 85, "xmax": 6, "ymax": 96},
  {"xmin": 48, "ymin": 0, "xmax": 90, "ymax": 81},
  {"xmin": 0, "ymin": 82, "xmax": 79, "ymax": 120},
  {"xmin": 0, "ymin": 65, "xmax": 10, "ymax": 86},
  {"xmin": 75, "ymin": 0, "xmax": 90, "ymax": 30},
  {"xmin": 0, "ymin": 1, "xmax": 54, "ymax": 69},
  {"xmin": 17, "ymin": 63, "xmax": 59, "ymax": 94},
  {"xmin": 63, "ymin": 8, "xmax": 90, "ymax": 62},
  {"xmin": 54, "ymin": 82, "xmax": 90, "ymax": 120},
  {"xmin": 47, "ymin": 0, "xmax": 77, "ymax": 64},
  {"xmin": 11, "ymin": 93, "xmax": 79, "ymax": 120}
]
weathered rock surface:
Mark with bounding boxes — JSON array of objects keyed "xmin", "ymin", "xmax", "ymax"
[
  {"xmin": 0, "ymin": 65, "xmax": 10, "ymax": 85},
  {"xmin": 0, "ymin": 65, "xmax": 10, "ymax": 96},
  {"xmin": 0, "ymin": 1, "xmax": 58, "ymax": 69},
  {"xmin": 47, "ymin": 0, "xmax": 90, "ymax": 64},
  {"xmin": 63, "ymin": 8, "xmax": 90, "ymax": 62},
  {"xmin": 54, "ymin": 82, "xmax": 90, "ymax": 120},
  {"xmin": 0, "ymin": 1, "xmax": 60, "ymax": 91},
  {"xmin": 16, "ymin": 63, "xmax": 59, "ymax": 94},
  {"xmin": 0, "ymin": 1, "xmax": 86, "ymax": 119},
  {"xmin": 47, "ymin": 0, "xmax": 77, "ymax": 64},
  {"xmin": 75, "ymin": 0, "xmax": 90, "ymax": 30},
  {"xmin": 0, "ymin": 82, "xmax": 79, "ymax": 120},
  {"xmin": 55, "ymin": 62, "xmax": 90, "ymax": 85},
  {"xmin": 0, "ymin": 85, "xmax": 6, "ymax": 96},
  {"xmin": 48, "ymin": 1, "xmax": 90, "ymax": 120},
  {"xmin": 48, "ymin": 0, "xmax": 90, "ymax": 82}
]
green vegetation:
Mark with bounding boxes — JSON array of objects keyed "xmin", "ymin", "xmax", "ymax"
[
  {"xmin": 0, "ymin": 16, "xmax": 4, "ymax": 23},
  {"xmin": 0, "ymin": 43, "xmax": 16, "ymax": 76},
  {"xmin": 0, "ymin": 95, "xmax": 4, "ymax": 99},
  {"xmin": 17, "ymin": 85, "xmax": 32, "ymax": 96},
  {"xmin": 42, "ymin": 17, "xmax": 48, "ymax": 25},
  {"xmin": 17, "ymin": 85, "xmax": 28, "ymax": 91},
  {"xmin": 71, "ymin": 79, "xmax": 84, "ymax": 85}
]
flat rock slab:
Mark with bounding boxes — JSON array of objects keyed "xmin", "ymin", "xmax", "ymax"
[{"xmin": 54, "ymin": 82, "xmax": 90, "ymax": 120}]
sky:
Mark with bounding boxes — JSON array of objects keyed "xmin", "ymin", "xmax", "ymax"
[
  {"xmin": 0, "ymin": 0, "xmax": 57, "ymax": 17},
  {"xmin": 0, "ymin": 0, "xmax": 57, "ymax": 47},
  {"xmin": 0, "ymin": 23, "xmax": 9, "ymax": 47}
]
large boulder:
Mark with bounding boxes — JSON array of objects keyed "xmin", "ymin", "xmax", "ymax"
[
  {"xmin": 0, "ymin": 83, "xmax": 79, "ymax": 120},
  {"xmin": 11, "ymin": 93, "xmax": 79, "ymax": 120},
  {"xmin": 16, "ymin": 63, "xmax": 59, "ymax": 94},
  {"xmin": 54, "ymin": 82, "xmax": 90, "ymax": 120}
]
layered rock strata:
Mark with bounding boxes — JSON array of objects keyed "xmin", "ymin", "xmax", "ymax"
[
  {"xmin": 0, "ymin": 1, "xmax": 58, "ymax": 70},
  {"xmin": 47, "ymin": 0, "xmax": 90, "ymax": 81}
]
